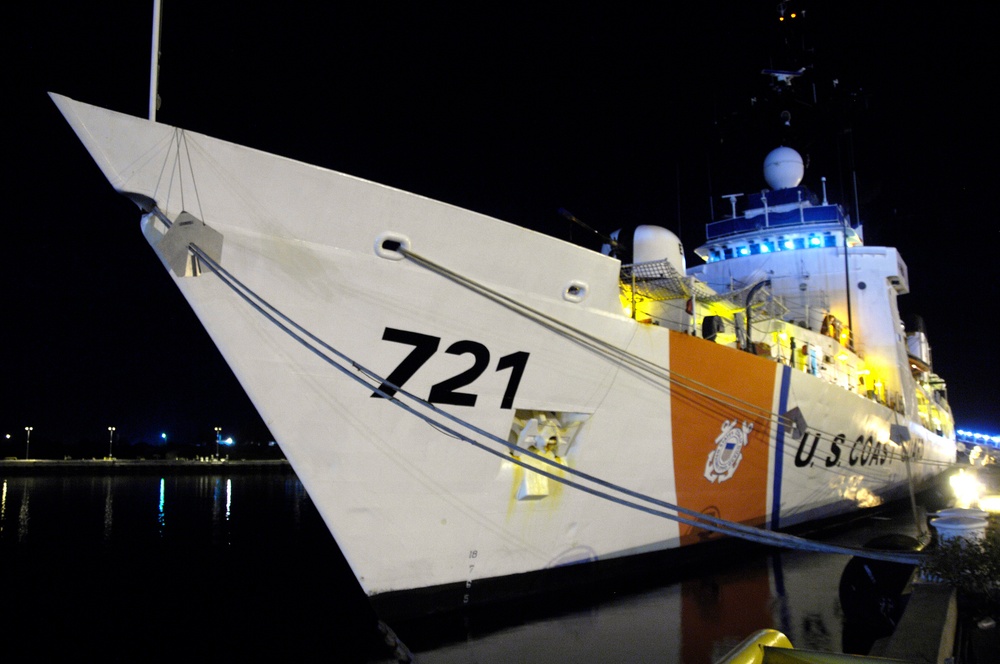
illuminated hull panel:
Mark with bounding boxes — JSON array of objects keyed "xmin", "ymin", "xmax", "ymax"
[{"xmin": 52, "ymin": 94, "xmax": 955, "ymax": 611}]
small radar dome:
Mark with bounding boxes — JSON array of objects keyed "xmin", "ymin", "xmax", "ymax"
[{"xmin": 763, "ymin": 147, "xmax": 804, "ymax": 190}]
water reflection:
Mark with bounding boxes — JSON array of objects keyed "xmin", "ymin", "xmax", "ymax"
[
  {"xmin": 158, "ymin": 477, "xmax": 166, "ymax": 536},
  {"xmin": 0, "ymin": 467, "xmax": 382, "ymax": 662},
  {"xmin": 103, "ymin": 476, "xmax": 113, "ymax": 542},
  {"xmin": 0, "ymin": 469, "xmax": 934, "ymax": 662},
  {"xmin": 0, "ymin": 471, "xmax": 316, "ymax": 547},
  {"xmin": 403, "ymin": 502, "xmax": 930, "ymax": 662},
  {"xmin": 0, "ymin": 479, "xmax": 6, "ymax": 535},
  {"xmin": 404, "ymin": 549, "xmax": 863, "ymax": 663},
  {"xmin": 18, "ymin": 479, "xmax": 29, "ymax": 543}
]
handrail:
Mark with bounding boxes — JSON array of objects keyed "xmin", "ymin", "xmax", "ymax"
[{"xmin": 706, "ymin": 205, "xmax": 846, "ymax": 240}]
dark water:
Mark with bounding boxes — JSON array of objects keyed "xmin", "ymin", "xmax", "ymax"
[
  {"xmin": 0, "ymin": 468, "xmax": 944, "ymax": 662},
  {"xmin": 0, "ymin": 469, "xmax": 385, "ymax": 662}
]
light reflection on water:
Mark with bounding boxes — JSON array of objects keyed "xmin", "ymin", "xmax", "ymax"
[
  {"xmin": 0, "ymin": 469, "xmax": 937, "ymax": 662},
  {"xmin": 18, "ymin": 478, "xmax": 29, "ymax": 543},
  {"xmin": 0, "ymin": 468, "xmax": 383, "ymax": 661},
  {"xmin": 0, "ymin": 471, "xmax": 316, "ymax": 548},
  {"xmin": 393, "ymin": 506, "xmax": 933, "ymax": 662},
  {"xmin": 103, "ymin": 477, "xmax": 113, "ymax": 542},
  {"xmin": 158, "ymin": 477, "xmax": 166, "ymax": 535},
  {"xmin": 402, "ymin": 550, "xmax": 855, "ymax": 663}
]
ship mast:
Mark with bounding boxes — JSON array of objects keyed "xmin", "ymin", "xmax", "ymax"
[{"xmin": 149, "ymin": 0, "xmax": 163, "ymax": 121}]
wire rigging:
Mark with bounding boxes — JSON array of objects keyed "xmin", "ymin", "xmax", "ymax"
[
  {"xmin": 169, "ymin": 225, "xmax": 930, "ymax": 565},
  {"xmin": 397, "ymin": 247, "xmax": 945, "ymax": 483}
]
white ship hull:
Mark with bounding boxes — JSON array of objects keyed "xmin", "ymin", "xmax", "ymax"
[{"xmin": 52, "ymin": 93, "xmax": 955, "ymax": 614}]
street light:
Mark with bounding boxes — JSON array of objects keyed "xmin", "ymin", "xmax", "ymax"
[
  {"xmin": 108, "ymin": 426, "xmax": 116, "ymax": 459},
  {"xmin": 24, "ymin": 427, "xmax": 33, "ymax": 460},
  {"xmin": 214, "ymin": 427, "xmax": 222, "ymax": 458}
]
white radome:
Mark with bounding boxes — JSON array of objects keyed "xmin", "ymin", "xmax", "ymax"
[{"xmin": 764, "ymin": 146, "xmax": 804, "ymax": 190}]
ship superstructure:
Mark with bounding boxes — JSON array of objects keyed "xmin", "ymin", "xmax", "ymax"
[{"xmin": 616, "ymin": 145, "xmax": 953, "ymax": 446}]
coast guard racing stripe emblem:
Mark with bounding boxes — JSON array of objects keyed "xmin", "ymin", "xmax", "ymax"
[{"xmin": 704, "ymin": 420, "xmax": 753, "ymax": 483}]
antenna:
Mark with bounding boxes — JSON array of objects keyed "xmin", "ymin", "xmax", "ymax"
[
  {"xmin": 557, "ymin": 208, "xmax": 626, "ymax": 251},
  {"xmin": 722, "ymin": 193, "xmax": 744, "ymax": 218}
]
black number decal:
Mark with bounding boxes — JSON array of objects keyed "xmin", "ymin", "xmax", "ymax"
[
  {"xmin": 371, "ymin": 328, "xmax": 440, "ymax": 399},
  {"xmin": 496, "ymin": 351, "xmax": 530, "ymax": 409},
  {"xmin": 374, "ymin": 328, "xmax": 529, "ymax": 408},
  {"xmin": 428, "ymin": 340, "xmax": 490, "ymax": 406}
]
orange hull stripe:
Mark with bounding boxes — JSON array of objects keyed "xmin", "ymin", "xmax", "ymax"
[{"xmin": 669, "ymin": 331, "xmax": 776, "ymax": 543}]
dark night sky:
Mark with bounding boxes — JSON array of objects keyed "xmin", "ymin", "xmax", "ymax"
[{"xmin": 6, "ymin": 1, "xmax": 998, "ymax": 450}]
